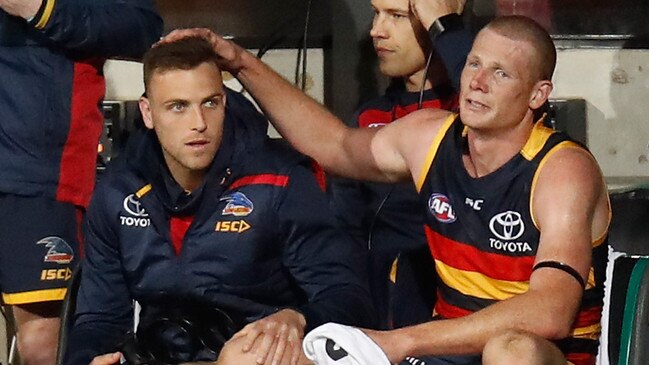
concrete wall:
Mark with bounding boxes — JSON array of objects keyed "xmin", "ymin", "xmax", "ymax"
[{"xmin": 553, "ymin": 49, "xmax": 649, "ymax": 178}]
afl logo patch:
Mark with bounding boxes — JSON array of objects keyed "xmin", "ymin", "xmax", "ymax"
[
  {"xmin": 489, "ymin": 211, "xmax": 525, "ymax": 240},
  {"xmin": 428, "ymin": 193, "xmax": 456, "ymax": 223}
]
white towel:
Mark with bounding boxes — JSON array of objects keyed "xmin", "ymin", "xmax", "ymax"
[{"xmin": 302, "ymin": 323, "xmax": 391, "ymax": 365}]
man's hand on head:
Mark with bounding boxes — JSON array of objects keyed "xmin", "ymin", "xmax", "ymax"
[
  {"xmin": 409, "ymin": 0, "xmax": 466, "ymax": 30},
  {"xmin": 161, "ymin": 28, "xmax": 246, "ymax": 75},
  {"xmin": 231, "ymin": 309, "xmax": 306, "ymax": 365}
]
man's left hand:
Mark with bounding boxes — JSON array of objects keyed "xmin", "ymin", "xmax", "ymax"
[
  {"xmin": 0, "ymin": 0, "xmax": 42, "ymax": 20},
  {"xmin": 233, "ymin": 309, "xmax": 306, "ymax": 365}
]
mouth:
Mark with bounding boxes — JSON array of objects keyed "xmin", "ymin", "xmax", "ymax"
[
  {"xmin": 374, "ymin": 46, "xmax": 392, "ymax": 57},
  {"xmin": 464, "ymin": 98, "xmax": 489, "ymax": 112},
  {"xmin": 186, "ymin": 139, "xmax": 210, "ymax": 150}
]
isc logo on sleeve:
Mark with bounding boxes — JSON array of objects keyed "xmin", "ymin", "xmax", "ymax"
[{"xmin": 40, "ymin": 268, "xmax": 72, "ymax": 281}]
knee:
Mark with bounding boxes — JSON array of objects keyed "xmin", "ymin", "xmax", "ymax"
[
  {"xmin": 482, "ymin": 330, "xmax": 560, "ymax": 365},
  {"xmin": 16, "ymin": 318, "xmax": 59, "ymax": 365},
  {"xmin": 216, "ymin": 336, "xmax": 258, "ymax": 365}
]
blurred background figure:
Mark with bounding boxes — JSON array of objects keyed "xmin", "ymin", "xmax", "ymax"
[{"xmin": 0, "ymin": 1, "xmax": 162, "ymax": 364}]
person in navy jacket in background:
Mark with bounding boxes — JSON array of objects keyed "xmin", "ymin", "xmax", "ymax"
[
  {"xmin": 329, "ymin": 0, "xmax": 472, "ymax": 329},
  {"xmin": 0, "ymin": 1, "xmax": 161, "ymax": 364}
]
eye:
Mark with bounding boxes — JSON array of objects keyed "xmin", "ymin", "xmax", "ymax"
[
  {"xmin": 391, "ymin": 12, "xmax": 407, "ymax": 20},
  {"xmin": 204, "ymin": 97, "xmax": 222, "ymax": 108},
  {"xmin": 495, "ymin": 69, "xmax": 509, "ymax": 79},
  {"xmin": 169, "ymin": 102, "xmax": 186, "ymax": 112},
  {"xmin": 467, "ymin": 60, "xmax": 479, "ymax": 69}
]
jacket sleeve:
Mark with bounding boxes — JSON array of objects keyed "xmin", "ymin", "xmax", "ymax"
[
  {"xmin": 328, "ymin": 112, "xmax": 371, "ymax": 247},
  {"xmin": 28, "ymin": 0, "xmax": 162, "ymax": 59},
  {"xmin": 329, "ymin": 176, "xmax": 370, "ymax": 245},
  {"xmin": 277, "ymin": 163, "xmax": 376, "ymax": 332},
  {"xmin": 64, "ymin": 184, "xmax": 134, "ymax": 365},
  {"xmin": 431, "ymin": 16, "xmax": 474, "ymax": 91}
]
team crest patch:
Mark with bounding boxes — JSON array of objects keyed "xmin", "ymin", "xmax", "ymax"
[
  {"xmin": 220, "ymin": 192, "xmax": 254, "ymax": 217},
  {"xmin": 37, "ymin": 236, "xmax": 74, "ymax": 264},
  {"xmin": 428, "ymin": 193, "xmax": 456, "ymax": 223}
]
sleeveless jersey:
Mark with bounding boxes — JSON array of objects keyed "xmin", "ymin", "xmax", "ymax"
[{"xmin": 416, "ymin": 115, "xmax": 607, "ymax": 365}]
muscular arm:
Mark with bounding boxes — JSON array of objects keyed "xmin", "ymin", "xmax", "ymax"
[
  {"xmin": 233, "ymin": 47, "xmax": 396, "ymax": 182},
  {"xmin": 25, "ymin": 0, "xmax": 162, "ymax": 58},
  {"xmin": 368, "ymin": 146, "xmax": 610, "ymax": 362}
]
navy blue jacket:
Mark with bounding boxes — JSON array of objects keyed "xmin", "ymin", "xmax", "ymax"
[
  {"xmin": 64, "ymin": 92, "xmax": 374, "ymax": 365},
  {"xmin": 0, "ymin": 0, "xmax": 162, "ymax": 207}
]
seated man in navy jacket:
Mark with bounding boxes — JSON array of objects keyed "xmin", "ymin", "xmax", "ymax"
[{"xmin": 64, "ymin": 37, "xmax": 374, "ymax": 365}]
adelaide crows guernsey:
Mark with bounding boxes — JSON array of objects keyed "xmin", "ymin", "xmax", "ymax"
[{"xmin": 416, "ymin": 115, "xmax": 607, "ymax": 365}]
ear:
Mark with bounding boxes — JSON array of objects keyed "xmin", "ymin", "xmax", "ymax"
[
  {"xmin": 529, "ymin": 80, "xmax": 553, "ymax": 110},
  {"xmin": 138, "ymin": 97, "xmax": 155, "ymax": 130}
]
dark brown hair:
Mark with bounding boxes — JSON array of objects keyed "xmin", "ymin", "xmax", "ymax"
[{"xmin": 142, "ymin": 36, "xmax": 219, "ymax": 92}]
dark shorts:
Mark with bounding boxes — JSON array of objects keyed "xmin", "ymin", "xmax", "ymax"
[
  {"xmin": 399, "ymin": 354, "xmax": 482, "ymax": 365},
  {"xmin": 0, "ymin": 193, "xmax": 82, "ymax": 305}
]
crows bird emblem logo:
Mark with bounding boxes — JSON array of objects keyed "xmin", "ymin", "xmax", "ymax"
[
  {"xmin": 37, "ymin": 236, "xmax": 74, "ymax": 264},
  {"xmin": 220, "ymin": 192, "xmax": 254, "ymax": 216}
]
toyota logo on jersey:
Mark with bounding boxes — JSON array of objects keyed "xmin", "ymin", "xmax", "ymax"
[
  {"xmin": 428, "ymin": 193, "xmax": 456, "ymax": 223},
  {"xmin": 489, "ymin": 211, "xmax": 525, "ymax": 240}
]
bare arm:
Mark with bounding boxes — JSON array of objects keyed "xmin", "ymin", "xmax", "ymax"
[{"xmin": 366, "ymin": 146, "xmax": 609, "ymax": 362}]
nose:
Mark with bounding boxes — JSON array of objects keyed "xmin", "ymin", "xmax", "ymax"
[
  {"xmin": 469, "ymin": 69, "xmax": 489, "ymax": 93},
  {"xmin": 370, "ymin": 14, "xmax": 386, "ymax": 39},
  {"xmin": 190, "ymin": 105, "xmax": 208, "ymax": 132}
]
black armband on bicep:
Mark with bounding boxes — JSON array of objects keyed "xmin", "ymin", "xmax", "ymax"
[{"xmin": 532, "ymin": 261, "xmax": 586, "ymax": 289}]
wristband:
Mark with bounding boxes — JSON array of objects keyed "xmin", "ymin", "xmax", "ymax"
[{"xmin": 428, "ymin": 13, "xmax": 464, "ymax": 41}]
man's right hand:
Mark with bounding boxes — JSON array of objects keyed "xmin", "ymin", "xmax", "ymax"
[
  {"xmin": 89, "ymin": 352, "xmax": 122, "ymax": 365},
  {"xmin": 409, "ymin": 0, "xmax": 467, "ymax": 30},
  {"xmin": 160, "ymin": 28, "xmax": 246, "ymax": 75}
]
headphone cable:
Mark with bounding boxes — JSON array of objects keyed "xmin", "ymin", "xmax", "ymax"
[{"xmin": 418, "ymin": 49, "xmax": 435, "ymax": 109}]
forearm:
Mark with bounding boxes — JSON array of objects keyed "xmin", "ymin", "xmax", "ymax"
[
  {"xmin": 388, "ymin": 289, "xmax": 579, "ymax": 359},
  {"xmin": 234, "ymin": 50, "xmax": 355, "ymax": 175}
]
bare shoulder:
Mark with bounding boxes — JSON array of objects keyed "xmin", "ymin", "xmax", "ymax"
[
  {"xmin": 375, "ymin": 108, "xmax": 454, "ymax": 179},
  {"xmin": 392, "ymin": 108, "xmax": 454, "ymax": 130},
  {"xmin": 533, "ymin": 145, "xmax": 610, "ymax": 237},
  {"xmin": 536, "ymin": 146, "xmax": 604, "ymax": 197}
]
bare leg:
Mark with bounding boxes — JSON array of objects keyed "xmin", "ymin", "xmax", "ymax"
[
  {"xmin": 12, "ymin": 302, "xmax": 61, "ymax": 365},
  {"xmin": 482, "ymin": 329, "xmax": 567, "ymax": 365}
]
